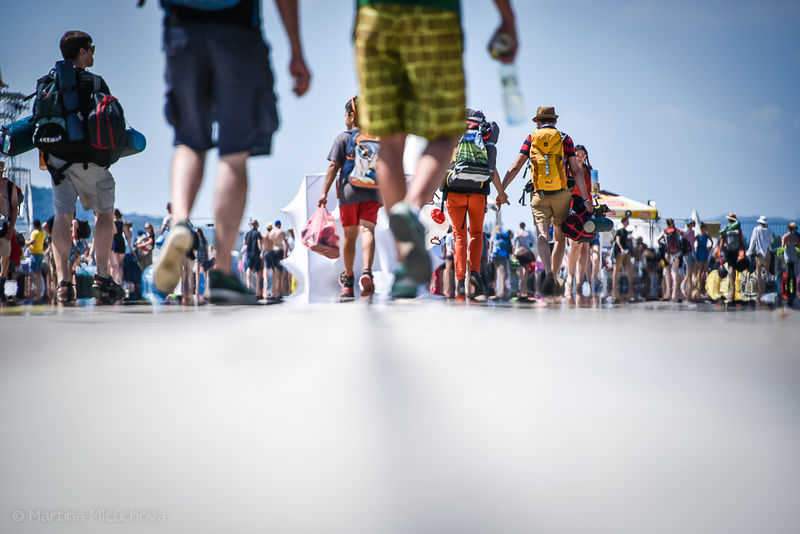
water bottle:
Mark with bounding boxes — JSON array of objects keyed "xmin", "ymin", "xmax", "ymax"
[
  {"xmin": 590, "ymin": 169, "xmax": 599, "ymax": 196},
  {"xmin": 499, "ymin": 63, "xmax": 526, "ymax": 125}
]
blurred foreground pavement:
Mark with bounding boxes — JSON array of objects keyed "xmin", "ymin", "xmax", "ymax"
[{"xmin": 1, "ymin": 302, "xmax": 799, "ymax": 534}]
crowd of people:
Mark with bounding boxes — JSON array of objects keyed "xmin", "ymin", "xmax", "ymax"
[
  {"xmin": 430, "ymin": 214, "xmax": 800, "ymax": 307},
  {"xmin": 1, "ymin": 1, "xmax": 797, "ymax": 309}
]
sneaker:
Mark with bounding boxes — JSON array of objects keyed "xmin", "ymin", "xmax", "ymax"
[
  {"xmin": 93, "ymin": 275, "xmax": 124, "ymax": 304},
  {"xmin": 57, "ymin": 280, "xmax": 76, "ymax": 305},
  {"xmin": 468, "ymin": 271, "xmax": 484, "ymax": 298},
  {"xmin": 391, "ymin": 266, "xmax": 419, "ymax": 299},
  {"xmin": 339, "ymin": 272, "xmax": 355, "ymax": 302},
  {"xmin": 389, "ymin": 202, "xmax": 431, "ymax": 285},
  {"xmin": 153, "ymin": 220, "xmax": 194, "ymax": 294},
  {"xmin": 456, "ymin": 279, "xmax": 466, "ymax": 298},
  {"xmin": 359, "ymin": 269, "xmax": 374, "ymax": 298},
  {"xmin": 208, "ymin": 270, "xmax": 257, "ymax": 305}
]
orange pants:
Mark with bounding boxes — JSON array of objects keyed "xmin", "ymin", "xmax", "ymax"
[{"xmin": 445, "ymin": 192, "xmax": 486, "ymax": 280}]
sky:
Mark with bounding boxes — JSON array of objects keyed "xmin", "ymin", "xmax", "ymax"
[{"xmin": 2, "ymin": 0, "xmax": 800, "ymax": 230}]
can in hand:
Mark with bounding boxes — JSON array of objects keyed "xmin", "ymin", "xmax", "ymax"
[{"xmin": 490, "ymin": 32, "xmax": 515, "ymax": 60}]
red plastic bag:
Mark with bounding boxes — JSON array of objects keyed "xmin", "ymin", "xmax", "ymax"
[{"xmin": 301, "ymin": 206, "xmax": 340, "ymax": 259}]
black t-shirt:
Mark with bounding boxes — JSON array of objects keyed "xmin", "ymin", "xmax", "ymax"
[
  {"xmin": 163, "ymin": 0, "xmax": 260, "ymax": 29},
  {"xmin": 614, "ymin": 227, "xmax": 629, "ymax": 256},
  {"xmin": 244, "ymin": 228, "xmax": 261, "ymax": 258},
  {"xmin": 75, "ymin": 69, "xmax": 110, "ymax": 123}
]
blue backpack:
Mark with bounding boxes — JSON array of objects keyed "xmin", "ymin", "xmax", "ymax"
[
  {"xmin": 494, "ymin": 230, "xmax": 512, "ymax": 258},
  {"xmin": 341, "ymin": 129, "xmax": 380, "ymax": 190}
]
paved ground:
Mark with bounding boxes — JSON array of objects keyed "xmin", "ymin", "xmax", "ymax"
[{"xmin": 1, "ymin": 301, "xmax": 799, "ymax": 533}]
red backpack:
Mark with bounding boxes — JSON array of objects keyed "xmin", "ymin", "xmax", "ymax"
[{"xmin": 664, "ymin": 227, "xmax": 682, "ymax": 254}]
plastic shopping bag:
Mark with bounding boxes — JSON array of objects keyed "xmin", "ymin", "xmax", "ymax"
[{"xmin": 302, "ymin": 206, "xmax": 340, "ymax": 259}]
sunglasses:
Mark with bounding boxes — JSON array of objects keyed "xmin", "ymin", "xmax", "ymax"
[{"xmin": 85, "ymin": 45, "xmax": 95, "ymax": 53}]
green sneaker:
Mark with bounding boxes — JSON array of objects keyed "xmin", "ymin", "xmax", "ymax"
[
  {"xmin": 153, "ymin": 220, "xmax": 194, "ymax": 294},
  {"xmin": 391, "ymin": 266, "xmax": 419, "ymax": 299},
  {"xmin": 389, "ymin": 202, "xmax": 431, "ymax": 285},
  {"xmin": 208, "ymin": 270, "xmax": 257, "ymax": 305}
]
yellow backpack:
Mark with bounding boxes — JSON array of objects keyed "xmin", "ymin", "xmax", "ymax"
[{"xmin": 529, "ymin": 127, "xmax": 566, "ymax": 191}]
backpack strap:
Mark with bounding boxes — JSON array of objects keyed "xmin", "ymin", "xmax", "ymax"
[{"xmin": 41, "ymin": 152, "xmax": 73, "ymax": 186}]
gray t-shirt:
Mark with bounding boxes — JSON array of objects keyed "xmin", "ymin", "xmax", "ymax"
[{"xmin": 328, "ymin": 130, "xmax": 381, "ymax": 207}]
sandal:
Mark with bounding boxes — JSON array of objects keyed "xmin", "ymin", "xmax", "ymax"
[{"xmin": 57, "ymin": 281, "xmax": 76, "ymax": 305}]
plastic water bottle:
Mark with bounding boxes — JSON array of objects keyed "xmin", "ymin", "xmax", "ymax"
[
  {"xmin": 590, "ymin": 169, "xmax": 599, "ymax": 196},
  {"xmin": 499, "ymin": 63, "xmax": 526, "ymax": 125}
]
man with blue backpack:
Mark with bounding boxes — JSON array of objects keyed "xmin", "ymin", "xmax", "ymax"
[
  {"xmin": 318, "ymin": 96, "xmax": 382, "ymax": 301},
  {"xmin": 34, "ymin": 31, "xmax": 124, "ymax": 305},
  {"xmin": 151, "ymin": 0, "xmax": 311, "ymax": 304},
  {"xmin": 489, "ymin": 225, "xmax": 513, "ymax": 300}
]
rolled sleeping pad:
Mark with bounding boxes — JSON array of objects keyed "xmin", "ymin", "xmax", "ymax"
[
  {"xmin": 119, "ymin": 127, "xmax": 147, "ymax": 158},
  {"xmin": 583, "ymin": 217, "xmax": 613, "ymax": 234},
  {"xmin": 1, "ymin": 120, "xmax": 145, "ymax": 159},
  {"xmin": 1, "ymin": 115, "xmax": 35, "ymax": 156}
]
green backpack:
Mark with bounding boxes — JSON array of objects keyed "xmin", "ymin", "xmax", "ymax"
[{"xmin": 445, "ymin": 129, "xmax": 492, "ymax": 193}]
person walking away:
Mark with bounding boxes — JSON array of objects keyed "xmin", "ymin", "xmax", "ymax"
[
  {"xmin": 318, "ymin": 97, "xmax": 382, "ymax": 301},
  {"xmin": 513, "ymin": 221, "xmax": 535, "ymax": 301},
  {"xmin": 564, "ymin": 144, "xmax": 594, "ymax": 298},
  {"xmin": 695, "ymin": 222, "xmax": 712, "ymax": 299},
  {"xmin": 658, "ymin": 218, "xmax": 684, "ymax": 302},
  {"xmin": 501, "ymin": 107, "xmax": 593, "ymax": 297},
  {"xmin": 159, "ymin": 202, "xmax": 171, "ymax": 237},
  {"xmin": 244, "ymin": 220, "xmax": 263, "ymax": 294},
  {"xmin": 719, "ymin": 212, "xmax": 745, "ymax": 303},
  {"xmin": 135, "ymin": 222, "xmax": 156, "ymax": 271},
  {"xmin": 680, "ymin": 219, "xmax": 697, "ymax": 300},
  {"xmin": 152, "ymin": 0, "xmax": 310, "ymax": 304},
  {"xmin": 781, "ymin": 222, "xmax": 799, "ymax": 307},
  {"xmin": 24, "ymin": 219, "xmax": 47, "ymax": 302},
  {"xmin": 747, "ymin": 215, "xmax": 774, "ymax": 303},
  {"xmin": 612, "ymin": 217, "xmax": 634, "ymax": 301},
  {"xmin": 0, "ymin": 161, "xmax": 21, "ymax": 304},
  {"xmin": 354, "ymin": 0, "xmax": 518, "ymax": 298},
  {"xmin": 37, "ymin": 31, "xmax": 124, "ymax": 305},
  {"xmin": 109, "ymin": 209, "xmax": 131, "ymax": 285},
  {"xmin": 489, "ymin": 225, "xmax": 512, "ymax": 300},
  {"xmin": 267, "ymin": 220, "xmax": 290, "ymax": 302},
  {"xmin": 441, "ymin": 109, "xmax": 508, "ymax": 299}
]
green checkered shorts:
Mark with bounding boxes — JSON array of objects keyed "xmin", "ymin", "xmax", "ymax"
[{"xmin": 354, "ymin": 4, "xmax": 466, "ymax": 140}]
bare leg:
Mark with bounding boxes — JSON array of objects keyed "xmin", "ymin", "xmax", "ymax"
[
  {"xmin": 213, "ymin": 152, "xmax": 248, "ymax": 275},
  {"xmin": 52, "ymin": 213, "xmax": 73, "ymax": 283},
  {"xmin": 359, "ymin": 224, "xmax": 376, "ymax": 271},
  {"xmin": 93, "ymin": 212, "xmax": 114, "ymax": 279},
  {"xmin": 535, "ymin": 221, "xmax": 552, "ymax": 274},
  {"xmin": 407, "ymin": 137, "xmax": 458, "ymax": 209},
  {"xmin": 551, "ymin": 229, "xmax": 567, "ymax": 284},
  {"xmin": 170, "ymin": 145, "xmax": 206, "ymax": 223},
  {"xmin": 375, "ymin": 134, "xmax": 407, "ymax": 212},
  {"xmin": 342, "ymin": 226, "xmax": 359, "ymax": 277}
]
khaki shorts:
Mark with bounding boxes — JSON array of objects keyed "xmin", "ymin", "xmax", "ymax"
[
  {"xmin": 756, "ymin": 253, "xmax": 771, "ymax": 269},
  {"xmin": 354, "ymin": 4, "xmax": 466, "ymax": 140},
  {"xmin": 530, "ymin": 189, "xmax": 571, "ymax": 228},
  {"xmin": 49, "ymin": 156, "xmax": 115, "ymax": 215}
]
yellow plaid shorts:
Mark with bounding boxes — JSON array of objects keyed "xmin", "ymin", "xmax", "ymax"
[{"xmin": 354, "ymin": 5, "xmax": 466, "ymax": 140}]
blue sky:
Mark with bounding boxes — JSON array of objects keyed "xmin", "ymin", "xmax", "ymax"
[{"xmin": 2, "ymin": 0, "xmax": 799, "ymax": 229}]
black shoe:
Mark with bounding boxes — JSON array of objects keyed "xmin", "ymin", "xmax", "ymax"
[
  {"xmin": 456, "ymin": 279, "xmax": 466, "ymax": 298},
  {"xmin": 468, "ymin": 271, "xmax": 483, "ymax": 297},
  {"xmin": 208, "ymin": 270, "xmax": 257, "ymax": 305},
  {"xmin": 542, "ymin": 272, "xmax": 556, "ymax": 296},
  {"xmin": 93, "ymin": 275, "xmax": 124, "ymax": 304}
]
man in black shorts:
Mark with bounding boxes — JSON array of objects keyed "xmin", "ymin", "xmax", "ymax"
[
  {"xmin": 153, "ymin": 0, "xmax": 310, "ymax": 304},
  {"xmin": 244, "ymin": 220, "xmax": 263, "ymax": 294}
]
